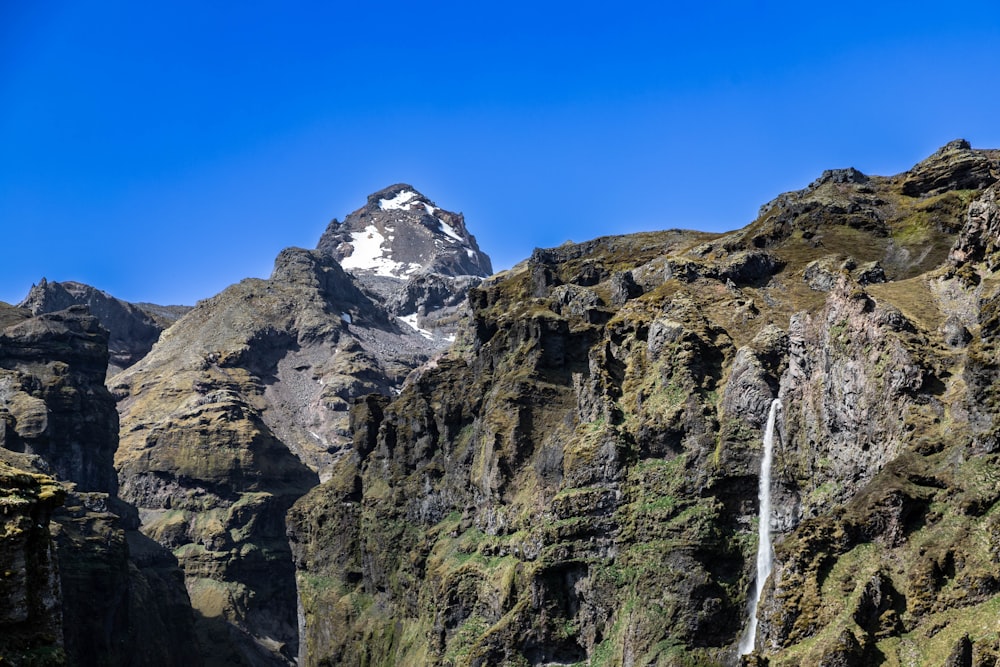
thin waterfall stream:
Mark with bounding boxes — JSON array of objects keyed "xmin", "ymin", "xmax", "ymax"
[{"xmin": 738, "ymin": 398, "xmax": 781, "ymax": 656}]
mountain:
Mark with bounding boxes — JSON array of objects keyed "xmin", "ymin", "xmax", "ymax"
[
  {"xmin": 318, "ymin": 183, "xmax": 491, "ymax": 282},
  {"xmin": 108, "ymin": 186, "xmax": 493, "ymax": 664},
  {"xmin": 285, "ymin": 141, "xmax": 1000, "ymax": 666},
  {"xmin": 8, "ymin": 145, "xmax": 1000, "ymax": 666},
  {"xmin": 318, "ymin": 183, "xmax": 492, "ymax": 342},
  {"xmin": 19, "ymin": 279, "xmax": 191, "ymax": 376}
]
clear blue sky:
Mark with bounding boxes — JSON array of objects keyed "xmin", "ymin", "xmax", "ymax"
[{"xmin": 3, "ymin": 1, "xmax": 1000, "ymax": 306}]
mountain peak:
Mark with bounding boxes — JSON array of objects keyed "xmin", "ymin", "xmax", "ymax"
[
  {"xmin": 901, "ymin": 138, "xmax": 997, "ymax": 197},
  {"xmin": 317, "ymin": 184, "xmax": 492, "ymax": 280},
  {"xmin": 366, "ymin": 183, "xmax": 427, "ymax": 211}
]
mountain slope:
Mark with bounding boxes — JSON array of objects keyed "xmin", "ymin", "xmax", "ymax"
[
  {"xmin": 110, "ymin": 188, "xmax": 494, "ymax": 665},
  {"xmin": 286, "ymin": 141, "xmax": 1000, "ymax": 666}
]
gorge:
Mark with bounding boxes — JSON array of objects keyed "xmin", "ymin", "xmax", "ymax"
[{"xmin": 4, "ymin": 140, "xmax": 1000, "ymax": 665}]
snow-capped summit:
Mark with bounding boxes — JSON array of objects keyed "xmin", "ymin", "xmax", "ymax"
[
  {"xmin": 316, "ymin": 184, "xmax": 493, "ymax": 344},
  {"xmin": 318, "ymin": 184, "xmax": 492, "ymax": 280}
]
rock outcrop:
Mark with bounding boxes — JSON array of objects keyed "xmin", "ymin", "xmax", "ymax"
[
  {"xmin": 901, "ymin": 139, "xmax": 997, "ymax": 197},
  {"xmin": 0, "ymin": 303, "xmax": 200, "ymax": 666},
  {"xmin": 20, "ymin": 279, "xmax": 190, "ymax": 376},
  {"xmin": 0, "ymin": 305, "xmax": 119, "ymax": 494}
]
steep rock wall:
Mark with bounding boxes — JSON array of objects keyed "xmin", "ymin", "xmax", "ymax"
[
  {"xmin": 0, "ymin": 461, "xmax": 64, "ymax": 664},
  {"xmin": 288, "ymin": 143, "xmax": 1000, "ymax": 666},
  {"xmin": 0, "ymin": 304, "xmax": 201, "ymax": 666}
]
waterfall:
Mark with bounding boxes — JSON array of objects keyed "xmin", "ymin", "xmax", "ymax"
[{"xmin": 738, "ymin": 398, "xmax": 781, "ymax": 656}]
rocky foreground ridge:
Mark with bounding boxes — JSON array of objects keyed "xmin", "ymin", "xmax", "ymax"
[
  {"xmin": 6, "ymin": 142, "xmax": 1000, "ymax": 665},
  {"xmin": 0, "ymin": 303, "xmax": 200, "ymax": 665}
]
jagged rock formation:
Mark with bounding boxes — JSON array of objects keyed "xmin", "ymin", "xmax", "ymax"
[
  {"xmin": 0, "ymin": 305, "xmax": 119, "ymax": 494},
  {"xmin": 20, "ymin": 279, "xmax": 191, "ymax": 376},
  {"xmin": 110, "ymin": 187, "xmax": 493, "ymax": 665},
  {"xmin": 285, "ymin": 142, "xmax": 1000, "ymax": 666},
  {"xmin": 318, "ymin": 184, "xmax": 492, "ymax": 341},
  {"xmin": 0, "ymin": 303, "xmax": 200, "ymax": 666}
]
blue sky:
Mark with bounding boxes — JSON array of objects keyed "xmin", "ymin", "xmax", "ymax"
[{"xmin": 3, "ymin": 2, "xmax": 1000, "ymax": 306}]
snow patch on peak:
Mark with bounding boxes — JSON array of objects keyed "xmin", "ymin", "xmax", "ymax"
[
  {"xmin": 379, "ymin": 190, "xmax": 419, "ymax": 210},
  {"xmin": 339, "ymin": 225, "xmax": 421, "ymax": 277},
  {"xmin": 438, "ymin": 219, "xmax": 465, "ymax": 243}
]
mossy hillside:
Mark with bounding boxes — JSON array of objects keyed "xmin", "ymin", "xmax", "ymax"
[
  {"xmin": 280, "ymin": 142, "xmax": 1000, "ymax": 666},
  {"xmin": 290, "ymin": 227, "xmax": 797, "ymax": 666},
  {"xmin": 764, "ymin": 441, "xmax": 1000, "ymax": 665},
  {"xmin": 728, "ymin": 159, "xmax": 980, "ymax": 280}
]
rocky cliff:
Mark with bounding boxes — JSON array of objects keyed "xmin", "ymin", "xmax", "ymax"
[
  {"xmin": 286, "ymin": 140, "xmax": 1000, "ymax": 666},
  {"xmin": 8, "ymin": 144, "xmax": 1000, "ymax": 666},
  {"xmin": 110, "ymin": 186, "xmax": 492, "ymax": 665},
  {"xmin": 0, "ymin": 458, "xmax": 64, "ymax": 664},
  {"xmin": 0, "ymin": 303, "xmax": 200, "ymax": 666}
]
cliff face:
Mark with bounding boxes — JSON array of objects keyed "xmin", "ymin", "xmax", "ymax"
[
  {"xmin": 287, "ymin": 141, "xmax": 1000, "ymax": 665},
  {"xmin": 8, "ymin": 146, "xmax": 1000, "ymax": 666},
  {"xmin": 0, "ymin": 303, "xmax": 200, "ymax": 666},
  {"xmin": 111, "ymin": 252, "xmax": 347, "ymax": 664},
  {"xmin": 106, "ymin": 183, "xmax": 497, "ymax": 665},
  {"xmin": 0, "ymin": 306, "xmax": 119, "ymax": 494},
  {"xmin": 0, "ymin": 460, "xmax": 64, "ymax": 664}
]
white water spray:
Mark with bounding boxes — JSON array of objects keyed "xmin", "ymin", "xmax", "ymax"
[{"xmin": 738, "ymin": 398, "xmax": 781, "ymax": 656}]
